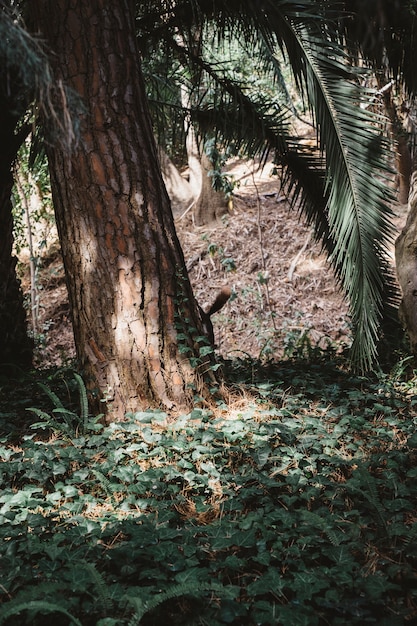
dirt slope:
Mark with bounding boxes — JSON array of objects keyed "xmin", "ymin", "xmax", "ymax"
[{"xmin": 24, "ymin": 159, "xmax": 352, "ymax": 367}]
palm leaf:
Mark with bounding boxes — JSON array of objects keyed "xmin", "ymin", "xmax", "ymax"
[
  {"xmin": 341, "ymin": 0, "xmax": 417, "ymax": 96},
  {"xmin": 138, "ymin": 0, "xmax": 398, "ymax": 370},
  {"xmin": 280, "ymin": 21, "xmax": 397, "ymax": 369},
  {"xmin": 201, "ymin": 2, "xmax": 399, "ymax": 370}
]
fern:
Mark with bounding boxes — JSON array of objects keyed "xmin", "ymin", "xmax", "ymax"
[
  {"xmin": 300, "ymin": 510, "xmax": 341, "ymax": 546},
  {"xmin": 92, "ymin": 469, "xmax": 114, "ymax": 497},
  {"xmin": 353, "ymin": 467, "xmax": 388, "ymax": 535},
  {"xmin": 0, "ymin": 600, "xmax": 83, "ymax": 626},
  {"xmin": 26, "ymin": 406, "xmax": 53, "ymax": 422},
  {"xmin": 82, "ymin": 562, "xmax": 113, "ymax": 615},
  {"xmin": 323, "ymin": 527, "xmax": 342, "ymax": 547},
  {"xmin": 27, "ymin": 372, "xmax": 92, "ymax": 436},
  {"xmin": 126, "ymin": 582, "xmax": 231, "ymax": 624},
  {"xmin": 73, "ymin": 372, "xmax": 89, "ymax": 426},
  {"xmin": 37, "ymin": 381, "xmax": 65, "ymax": 409}
]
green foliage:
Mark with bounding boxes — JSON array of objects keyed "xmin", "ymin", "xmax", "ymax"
[
  {"xmin": 204, "ymin": 235, "xmax": 237, "ymax": 275},
  {"xmin": 27, "ymin": 371, "xmax": 97, "ymax": 437},
  {"xmin": 0, "ymin": 3, "xmax": 83, "ymax": 149},
  {"xmin": 173, "ymin": 271, "xmax": 222, "ymax": 399},
  {"xmin": 12, "ymin": 141, "xmax": 54, "ymax": 254},
  {"xmin": 204, "ymin": 138, "xmax": 239, "ymax": 199},
  {"xmin": 0, "ymin": 601, "xmax": 83, "ymax": 626},
  {"xmin": 1, "ymin": 358, "xmax": 417, "ymax": 624}
]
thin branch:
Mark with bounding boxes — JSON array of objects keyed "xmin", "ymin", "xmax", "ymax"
[
  {"xmin": 251, "ymin": 167, "xmax": 277, "ymax": 331},
  {"xmin": 14, "ymin": 165, "xmax": 39, "ymax": 335}
]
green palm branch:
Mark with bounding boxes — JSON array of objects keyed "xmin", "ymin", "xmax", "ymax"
[
  {"xmin": 280, "ymin": 20, "xmax": 397, "ymax": 369},
  {"xmin": 138, "ymin": 0, "xmax": 398, "ymax": 371}
]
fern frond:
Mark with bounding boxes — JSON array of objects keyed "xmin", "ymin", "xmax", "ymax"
[
  {"xmin": 73, "ymin": 372, "xmax": 89, "ymax": 425},
  {"xmin": 357, "ymin": 468, "xmax": 387, "ymax": 534},
  {"xmin": 126, "ymin": 582, "xmax": 232, "ymax": 625},
  {"xmin": 26, "ymin": 407, "xmax": 52, "ymax": 421},
  {"xmin": 92, "ymin": 469, "xmax": 113, "ymax": 496},
  {"xmin": 0, "ymin": 600, "xmax": 82, "ymax": 626},
  {"xmin": 82, "ymin": 562, "xmax": 113, "ymax": 614},
  {"xmin": 37, "ymin": 382, "xmax": 65, "ymax": 409}
]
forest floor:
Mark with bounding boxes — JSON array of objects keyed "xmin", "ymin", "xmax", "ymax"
[
  {"xmin": 8, "ymin": 161, "xmax": 417, "ymax": 626},
  {"xmin": 22, "ymin": 157, "xmax": 390, "ymax": 369}
]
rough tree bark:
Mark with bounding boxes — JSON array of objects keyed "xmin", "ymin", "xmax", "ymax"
[
  {"xmin": 31, "ymin": 0, "xmax": 213, "ymax": 419},
  {"xmin": 395, "ymin": 171, "xmax": 417, "ymax": 354},
  {"xmin": 378, "ymin": 79, "xmax": 412, "ymax": 205}
]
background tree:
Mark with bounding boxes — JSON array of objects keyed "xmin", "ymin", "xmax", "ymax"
[
  {"xmin": 0, "ymin": 4, "xmax": 57, "ymax": 367},
  {"xmin": 139, "ymin": 21, "xmax": 231, "ymax": 225}
]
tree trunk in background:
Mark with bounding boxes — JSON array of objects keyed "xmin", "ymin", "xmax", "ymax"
[
  {"xmin": 181, "ymin": 85, "xmax": 229, "ymax": 226},
  {"xmin": 184, "ymin": 122, "xmax": 229, "ymax": 227},
  {"xmin": 157, "ymin": 146, "xmax": 195, "ymax": 216},
  {"xmin": 396, "ymin": 135, "xmax": 412, "ymax": 205},
  {"xmin": 378, "ymin": 79, "xmax": 412, "ymax": 205},
  {"xmin": 193, "ymin": 151, "xmax": 229, "ymax": 226},
  {"xmin": 31, "ymin": 0, "xmax": 213, "ymax": 419},
  {"xmin": 395, "ymin": 171, "xmax": 417, "ymax": 354},
  {"xmin": 0, "ymin": 103, "xmax": 33, "ymax": 368}
]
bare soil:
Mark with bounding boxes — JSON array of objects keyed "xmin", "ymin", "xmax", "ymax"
[{"xmin": 22, "ymin": 159, "xmax": 376, "ymax": 367}]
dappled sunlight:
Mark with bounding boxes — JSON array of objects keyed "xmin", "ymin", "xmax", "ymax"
[{"xmin": 1, "ymin": 360, "xmax": 417, "ymax": 623}]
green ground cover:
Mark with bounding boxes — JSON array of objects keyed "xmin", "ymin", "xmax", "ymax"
[{"xmin": 0, "ymin": 358, "xmax": 416, "ymax": 625}]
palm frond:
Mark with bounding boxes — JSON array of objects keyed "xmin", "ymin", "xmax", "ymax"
[
  {"xmin": 278, "ymin": 19, "xmax": 397, "ymax": 369},
  {"xmin": 341, "ymin": 0, "xmax": 417, "ymax": 96},
  {"xmin": 138, "ymin": 0, "xmax": 398, "ymax": 370}
]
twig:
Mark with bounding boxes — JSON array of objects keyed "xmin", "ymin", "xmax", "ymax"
[
  {"xmin": 15, "ymin": 166, "xmax": 39, "ymax": 334},
  {"xmin": 186, "ymin": 248, "xmax": 207, "ymax": 271},
  {"xmin": 287, "ymin": 234, "xmax": 310, "ymax": 282},
  {"xmin": 251, "ymin": 169, "xmax": 277, "ymax": 330},
  {"xmin": 176, "ymin": 199, "xmax": 196, "ymax": 222}
]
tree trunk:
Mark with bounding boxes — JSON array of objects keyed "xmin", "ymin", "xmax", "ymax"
[
  {"xmin": 184, "ymin": 123, "xmax": 229, "ymax": 227},
  {"xmin": 31, "ymin": 0, "xmax": 213, "ymax": 419},
  {"xmin": 377, "ymin": 78, "xmax": 412, "ymax": 204},
  {"xmin": 193, "ymin": 151, "xmax": 229, "ymax": 226},
  {"xmin": 157, "ymin": 146, "xmax": 195, "ymax": 216},
  {"xmin": 0, "ymin": 103, "xmax": 33, "ymax": 368},
  {"xmin": 181, "ymin": 86, "xmax": 229, "ymax": 226},
  {"xmin": 396, "ymin": 134, "xmax": 412, "ymax": 205},
  {"xmin": 395, "ymin": 171, "xmax": 417, "ymax": 354}
]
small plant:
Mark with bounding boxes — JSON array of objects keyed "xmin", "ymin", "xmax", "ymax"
[
  {"xmin": 204, "ymin": 138, "xmax": 240, "ymax": 200},
  {"xmin": 27, "ymin": 371, "xmax": 101, "ymax": 436},
  {"xmin": 280, "ymin": 312, "xmax": 339, "ymax": 361},
  {"xmin": 207, "ymin": 242, "xmax": 221, "ymax": 257},
  {"xmin": 174, "ymin": 270, "xmax": 220, "ymax": 394},
  {"xmin": 221, "ymin": 257, "xmax": 236, "ymax": 272}
]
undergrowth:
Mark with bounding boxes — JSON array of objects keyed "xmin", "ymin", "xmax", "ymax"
[{"xmin": 0, "ymin": 358, "xmax": 417, "ymax": 625}]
